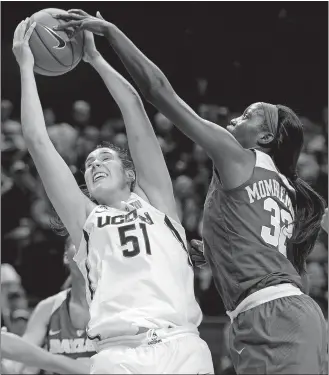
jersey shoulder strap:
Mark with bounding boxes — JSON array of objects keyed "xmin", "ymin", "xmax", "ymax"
[{"xmin": 50, "ymin": 289, "xmax": 70, "ymax": 315}]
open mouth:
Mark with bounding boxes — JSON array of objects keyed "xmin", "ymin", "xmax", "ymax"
[{"xmin": 93, "ymin": 172, "xmax": 108, "ymax": 182}]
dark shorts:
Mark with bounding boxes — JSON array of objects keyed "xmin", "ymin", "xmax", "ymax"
[{"xmin": 229, "ymin": 294, "xmax": 327, "ymax": 374}]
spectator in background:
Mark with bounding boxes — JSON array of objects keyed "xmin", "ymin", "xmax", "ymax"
[
  {"xmin": 191, "ymin": 144, "xmax": 212, "ymax": 199},
  {"xmin": 3, "ymin": 217, "xmax": 34, "ymax": 267},
  {"xmin": 1, "ymin": 167, "xmax": 14, "ymax": 196},
  {"xmin": 72, "ymin": 100, "xmax": 91, "ymax": 129},
  {"xmin": 297, "ymin": 152, "xmax": 321, "ymax": 185},
  {"xmin": 83, "ymin": 125, "xmax": 100, "ymax": 145},
  {"xmin": 184, "ymin": 197, "xmax": 202, "ymax": 238},
  {"xmin": 173, "ymin": 152, "xmax": 192, "ymax": 178},
  {"xmin": 154, "ymin": 112, "xmax": 179, "ymax": 171},
  {"xmin": 112, "ymin": 132, "xmax": 128, "ymax": 148},
  {"xmin": 1, "ymin": 99, "xmax": 14, "ymax": 123},
  {"xmin": 99, "ymin": 120, "xmax": 115, "ymax": 142},
  {"xmin": 173, "ymin": 174, "xmax": 205, "ymax": 241},
  {"xmin": 1, "ymin": 263, "xmax": 29, "ymax": 335},
  {"xmin": 2, "ymin": 113, "xmax": 27, "ymax": 159},
  {"xmin": 198, "ymin": 104, "xmax": 230, "ymax": 127},
  {"xmin": 9, "ymin": 309, "xmax": 30, "ymax": 337},
  {"xmin": 47, "ymin": 122, "xmax": 78, "ymax": 167},
  {"xmin": 104, "ymin": 116, "xmax": 125, "ymax": 134}
]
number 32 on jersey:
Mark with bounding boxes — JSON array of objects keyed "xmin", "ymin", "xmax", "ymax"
[{"xmin": 261, "ymin": 197, "xmax": 293, "ymax": 257}]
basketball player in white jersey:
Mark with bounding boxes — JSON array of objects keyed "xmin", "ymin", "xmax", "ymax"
[
  {"xmin": 13, "ymin": 19, "xmax": 213, "ymax": 374},
  {"xmin": 1, "ymin": 238, "xmax": 94, "ymax": 374}
]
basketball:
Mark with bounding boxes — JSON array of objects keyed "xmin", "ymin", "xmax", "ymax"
[{"xmin": 28, "ymin": 8, "xmax": 84, "ymax": 76}]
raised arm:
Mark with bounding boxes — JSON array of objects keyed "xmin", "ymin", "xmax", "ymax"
[
  {"xmin": 12, "ymin": 19, "xmax": 94, "ymax": 249},
  {"xmin": 83, "ymin": 30, "xmax": 178, "ymax": 221},
  {"xmin": 55, "ymin": 11, "xmax": 251, "ymax": 189}
]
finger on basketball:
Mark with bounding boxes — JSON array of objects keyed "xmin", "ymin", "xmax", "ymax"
[
  {"xmin": 24, "ymin": 22, "xmax": 36, "ymax": 42},
  {"xmin": 54, "ymin": 12, "xmax": 84, "ymax": 20},
  {"xmin": 96, "ymin": 11, "xmax": 105, "ymax": 20},
  {"xmin": 68, "ymin": 9, "xmax": 90, "ymax": 17},
  {"xmin": 13, "ymin": 22, "xmax": 22, "ymax": 44},
  {"xmin": 68, "ymin": 27, "xmax": 82, "ymax": 40},
  {"xmin": 14, "ymin": 20, "xmax": 25, "ymax": 42},
  {"xmin": 54, "ymin": 20, "xmax": 82, "ymax": 31}
]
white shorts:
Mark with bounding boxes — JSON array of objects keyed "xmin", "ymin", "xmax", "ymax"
[{"xmin": 90, "ymin": 327, "xmax": 214, "ymax": 374}]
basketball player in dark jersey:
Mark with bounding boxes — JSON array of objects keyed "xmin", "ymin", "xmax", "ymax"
[
  {"xmin": 55, "ymin": 10, "xmax": 327, "ymax": 374},
  {"xmin": 1, "ymin": 238, "xmax": 95, "ymax": 374}
]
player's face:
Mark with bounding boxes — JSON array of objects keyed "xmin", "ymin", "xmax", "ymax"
[
  {"xmin": 226, "ymin": 102, "xmax": 265, "ymax": 148},
  {"xmin": 84, "ymin": 148, "xmax": 127, "ymax": 203}
]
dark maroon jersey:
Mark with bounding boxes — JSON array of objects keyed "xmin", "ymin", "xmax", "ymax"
[
  {"xmin": 202, "ymin": 150, "xmax": 303, "ymax": 311},
  {"xmin": 42, "ymin": 290, "xmax": 96, "ymax": 374}
]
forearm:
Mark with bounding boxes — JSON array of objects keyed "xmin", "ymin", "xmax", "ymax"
[
  {"xmin": 89, "ymin": 54, "xmax": 167, "ymax": 186},
  {"xmin": 2, "ymin": 332, "xmax": 89, "ymax": 374},
  {"xmin": 104, "ymin": 24, "xmax": 172, "ymax": 100},
  {"xmin": 102, "ymin": 24, "xmax": 229, "ymax": 162},
  {"xmin": 89, "ymin": 54, "xmax": 143, "ymax": 111},
  {"xmin": 20, "ymin": 67, "xmax": 49, "ymax": 145}
]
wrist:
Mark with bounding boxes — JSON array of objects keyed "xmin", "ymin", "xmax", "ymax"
[
  {"xmin": 88, "ymin": 52, "xmax": 103, "ymax": 66},
  {"xmin": 103, "ymin": 22, "xmax": 117, "ymax": 41},
  {"xmin": 19, "ymin": 64, "xmax": 34, "ymax": 75}
]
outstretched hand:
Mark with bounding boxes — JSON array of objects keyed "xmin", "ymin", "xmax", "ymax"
[
  {"xmin": 12, "ymin": 18, "xmax": 36, "ymax": 69},
  {"xmin": 189, "ymin": 239, "xmax": 207, "ymax": 268},
  {"xmin": 82, "ymin": 30, "xmax": 101, "ymax": 64},
  {"xmin": 54, "ymin": 9, "xmax": 110, "ymax": 39}
]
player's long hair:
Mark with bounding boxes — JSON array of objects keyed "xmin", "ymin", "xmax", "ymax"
[
  {"xmin": 50, "ymin": 142, "xmax": 136, "ymax": 236},
  {"xmin": 265, "ymin": 105, "xmax": 326, "ymax": 274}
]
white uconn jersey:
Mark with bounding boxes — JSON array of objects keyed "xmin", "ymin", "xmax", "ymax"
[{"xmin": 74, "ymin": 193, "xmax": 202, "ymax": 341}]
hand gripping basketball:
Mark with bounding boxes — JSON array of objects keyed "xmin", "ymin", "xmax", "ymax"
[
  {"xmin": 54, "ymin": 9, "xmax": 109, "ymax": 39},
  {"xmin": 81, "ymin": 30, "xmax": 101, "ymax": 64},
  {"xmin": 12, "ymin": 18, "xmax": 36, "ymax": 68},
  {"xmin": 189, "ymin": 239, "xmax": 208, "ymax": 268}
]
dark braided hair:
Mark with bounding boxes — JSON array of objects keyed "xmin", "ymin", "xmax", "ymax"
[{"xmin": 262, "ymin": 105, "xmax": 326, "ymax": 274}]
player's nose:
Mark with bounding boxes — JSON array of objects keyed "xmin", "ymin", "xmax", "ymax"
[{"xmin": 91, "ymin": 159, "xmax": 102, "ymax": 169}]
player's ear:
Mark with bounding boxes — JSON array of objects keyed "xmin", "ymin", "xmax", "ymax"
[
  {"xmin": 256, "ymin": 131, "xmax": 275, "ymax": 148},
  {"xmin": 125, "ymin": 169, "xmax": 136, "ymax": 185}
]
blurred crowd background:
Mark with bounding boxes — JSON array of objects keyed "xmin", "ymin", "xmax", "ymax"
[{"xmin": 1, "ymin": 2, "xmax": 328, "ymax": 373}]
